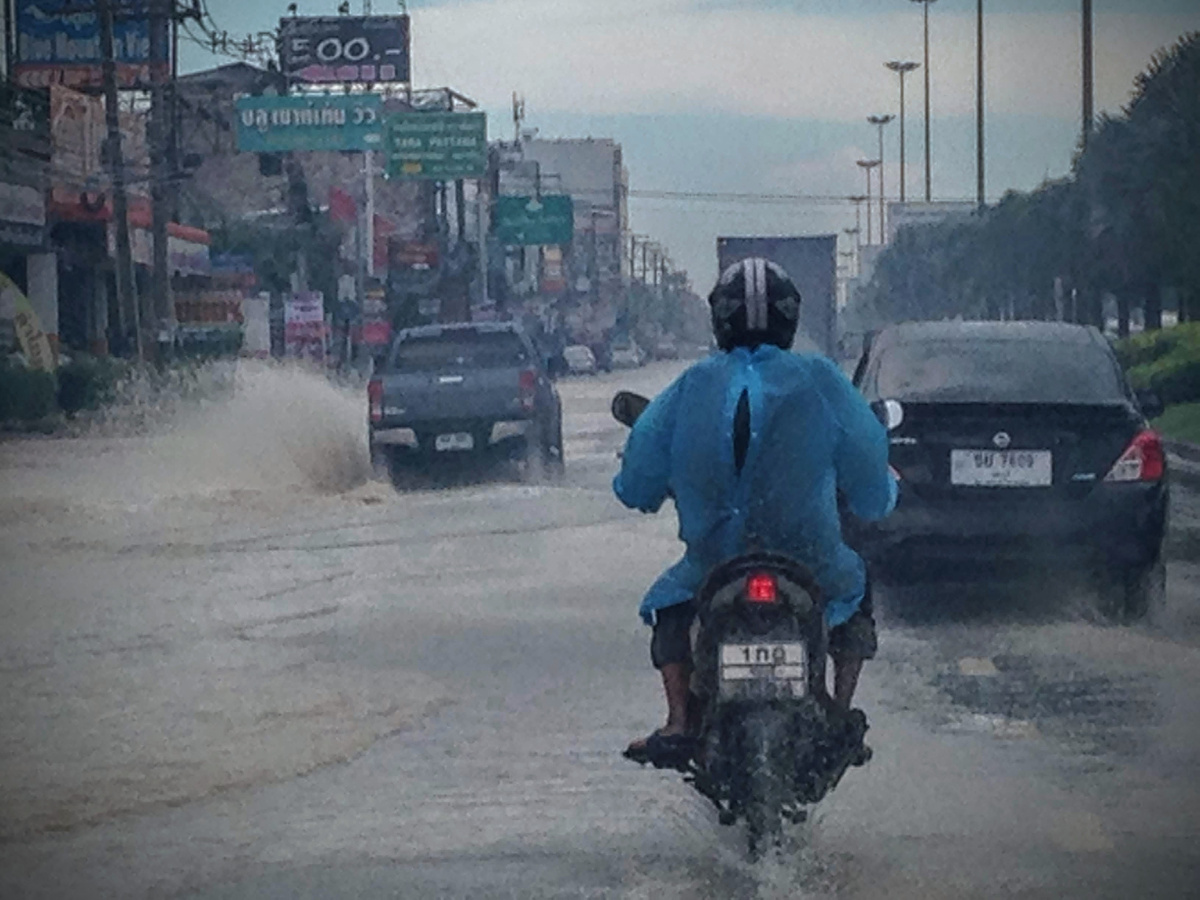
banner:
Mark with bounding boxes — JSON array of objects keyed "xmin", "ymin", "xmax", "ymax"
[
  {"xmin": 278, "ymin": 16, "xmax": 410, "ymax": 85},
  {"xmin": 0, "ymin": 272, "xmax": 55, "ymax": 372},
  {"xmin": 284, "ymin": 291, "xmax": 327, "ymax": 362}
]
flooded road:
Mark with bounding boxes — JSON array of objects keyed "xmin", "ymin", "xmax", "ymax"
[{"xmin": 1, "ymin": 361, "xmax": 1199, "ymax": 898}]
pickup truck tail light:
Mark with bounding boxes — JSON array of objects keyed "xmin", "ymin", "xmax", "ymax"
[
  {"xmin": 1104, "ymin": 429, "xmax": 1165, "ymax": 482},
  {"xmin": 368, "ymin": 378, "xmax": 383, "ymax": 424},
  {"xmin": 519, "ymin": 369, "xmax": 537, "ymax": 412}
]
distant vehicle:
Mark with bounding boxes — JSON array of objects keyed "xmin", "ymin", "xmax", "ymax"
[
  {"xmin": 610, "ymin": 340, "xmax": 645, "ymax": 369},
  {"xmin": 845, "ymin": 320, "xmax": 1168, "ymax": 622},
  {"xmin": 652, "ymin": 337, "xmax": 680, "ymax": 360},
  {"xmin": 563, "ymin": 344, "xmax": 598, "ymax": 376},
  {"xmin": 368, "ymin": 322, "xmax": 564, "ymax": 483}
]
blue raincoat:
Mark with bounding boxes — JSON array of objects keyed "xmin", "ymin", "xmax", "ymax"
[{"xmin": 614, "ymin": 345, "xmax": 897, "ymax": 627}]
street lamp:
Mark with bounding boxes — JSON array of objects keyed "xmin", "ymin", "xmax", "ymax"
[
  {"xmin": 848, "ymin": 195, "xmax": 867, "ymax": 252},
  {"xmin": 867, "ymin": 114, "xmax": 894, "ymax": 243},
  {"xmin": 843, "ymin": 228, "xmax": 861, "ymax": 276},
  {"xmin": 885, "ymin": 61, "xmax": 919, "ymax": 203},
  {"xmin": 911, "ymin": 0, "xmax": 938, "ymax": 202},
  {"xmin": 856, "ymin": 160, "xmax": 880, "ymax": 244}
]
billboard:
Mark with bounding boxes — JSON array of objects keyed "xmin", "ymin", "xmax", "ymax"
[
  {"xmin": 13, "ymin": 0, "xmax": 165, "ymax": 89},
  {"xmin": 384, "ymin": 112, "xmax": 487, "ymax": 180},
  {"xmin": 886, "ymin": 201, "xmax": 976, "ymax": 244},
  {"xmin": 235, "ymin": 94, "xmax": 383, "ymax": 153},
  {"xmin": 278, "ymin": 16, "xmax": 410, "ymax": 85}
]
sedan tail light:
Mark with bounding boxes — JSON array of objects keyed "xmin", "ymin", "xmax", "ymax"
[
  {"xmin": 1105, "ymin": 429, "xmax": 1165, "ymax": 482},
  {"xmin": 368, "ymin": 378, "xmax": 383, "ymax": 424},
  {"xmin": 519, "ymin": 369, "xmax": 537, "ymax": 412}
]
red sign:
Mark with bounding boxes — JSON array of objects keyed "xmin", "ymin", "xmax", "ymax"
[{"xmin": 388, "ymin": 239, "xmax": 439, "ymax": 270}]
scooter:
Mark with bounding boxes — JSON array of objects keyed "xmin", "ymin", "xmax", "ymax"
[{"xmin": 613, "ymin": 390, "xmax": 870, "ymax": 857}]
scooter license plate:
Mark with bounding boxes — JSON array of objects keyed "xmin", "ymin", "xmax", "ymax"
[{"xmin": 720, "ymin": 642, "xmax": 808, "ymax": 695}]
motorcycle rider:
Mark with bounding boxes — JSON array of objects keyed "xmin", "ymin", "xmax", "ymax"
[{"xmin": 615, "ymin": 258, "xmax": 897, "ymax": 762}]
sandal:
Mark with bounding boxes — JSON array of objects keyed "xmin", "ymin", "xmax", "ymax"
[{"xmin": 624, "ymin": 730, "xmax": 696, "ymax": 768}]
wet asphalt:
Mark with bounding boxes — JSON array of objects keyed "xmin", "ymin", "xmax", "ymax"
[{"xmin": 1, "ymin": 360, "xmax": 1199, "ymax": 899}]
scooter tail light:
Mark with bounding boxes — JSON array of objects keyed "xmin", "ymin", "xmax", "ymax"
[
  {"xmin": 1104, "ymin": 429, "xmax": 1165, "ymax": 482},
  {"xmin": 745, "ymin": 573, "xmax": 778, "ymax": 604},
  {"xmin": 368, "ymin": 378, "xmax": 383, "ymax": 424}
]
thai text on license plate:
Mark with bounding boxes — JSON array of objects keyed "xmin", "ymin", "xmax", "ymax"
[
  {"xmin": 719, "ymin": 642, "xmax": 807, "ymax": 694},
  {"xmin": 950, "ymin": 449, "xmax": 1052, "ymax": 486}
]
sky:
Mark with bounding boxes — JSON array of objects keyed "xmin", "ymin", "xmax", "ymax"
[{"xmin": 181, "ymin": 0, "xmax": 1200, "ymax": 287}]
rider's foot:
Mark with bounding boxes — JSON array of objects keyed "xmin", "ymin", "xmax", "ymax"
[
  {"xmin": 623, "ymin": 727, "xmax": 695, "ymax": 767},
  {"xmin": 624, "ymin": 725, "xmax": 688, "ymax": 756}
]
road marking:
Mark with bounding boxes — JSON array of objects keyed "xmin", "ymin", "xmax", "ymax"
[{"xmin": 958, "ymin": 656, "xmax": 999, "ymax": 677}]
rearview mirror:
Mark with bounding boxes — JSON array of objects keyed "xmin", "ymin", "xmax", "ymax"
[
  {"xmin": 871, "ymin": 398, "xmax": 905, "ymax": 432},
  {"xmin": 1136, "ymin": 388, "xmax": 1164, "ymax": 421},
  {"xmin": 612, "ymin": 391, "xmax": 650, "ymax": 427}
]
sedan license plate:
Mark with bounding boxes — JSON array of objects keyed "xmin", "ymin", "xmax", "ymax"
[
  {"xmin": 434, "ymin": 432, "xmax": 474, "ymax": 452},
  {"xmin": 720, "ymin": 642, "xmax": 807, "ymax": 695},
  {"xmin": 951, "ymin": 449, "xmax": 1052, "ymax": 487}
]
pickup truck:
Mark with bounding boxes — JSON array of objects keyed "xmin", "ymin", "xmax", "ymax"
[{"xmin": 368, "ymin": 322, "xmax": 564, "ymax": 481}]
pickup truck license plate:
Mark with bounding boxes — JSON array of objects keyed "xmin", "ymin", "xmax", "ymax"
[
  {"xmin": 951, "ymin": 449, "xmax": 1052, "ymax": 486},
  {"xmin": 434, "ymin": 432, "xmax": 474, "ymax": 452},
  {"xmin": 720, "ymin": 642, "xmax": 807, "ymax": 694}
]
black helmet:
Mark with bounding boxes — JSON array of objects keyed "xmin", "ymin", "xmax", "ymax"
[{"xmin": 708, "ymin": 257, "xmax": 802, "ymax": 351}]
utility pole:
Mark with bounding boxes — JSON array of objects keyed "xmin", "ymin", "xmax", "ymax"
[
  {"xmin": 1082, "ymin": 0, "xmax": 1094, "ymax": 149},
  {"xmin": 976, "ymin": 0, "xmax": 986, "ymax": 209},
  {"xmin": 868, "ymin": 115, "xmax": 894, "ymax": 243},
  {"xmin": 885, "ymin": 61, "xmax": 919, "ymax": 203},
  {"xmin": 149, "ymin": 0, "xmax": 172, "ymax": 356},
  {"xmin": 98, "ymin": 0, "xmax": 139, "ymax": 358}
]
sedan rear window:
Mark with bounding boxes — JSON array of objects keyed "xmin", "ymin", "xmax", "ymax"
[
  {"xmin": 390, "ymin": 331, "xmax": 529, "ymax": 371},
  {"xmin": 872, "ymin": 339, "xmax": 1125, "ymax": 403}
]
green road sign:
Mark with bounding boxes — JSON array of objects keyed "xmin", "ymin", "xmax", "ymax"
[
  {"xmin": 235, "ymin": 94, "xmax": 383, "ymax": 153},
  {"xmin": 384, "ymin": 111, "xmax": 486, "ymax": 180},
  {"xmin": 492, "ymin": 195, "xmax": 574, "ymax": 246}
]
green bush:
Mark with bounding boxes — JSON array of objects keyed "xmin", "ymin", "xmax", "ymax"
[
  {"xmin": 0, "ymin": 363, "xmax": 58, "ymax": 423},
  {"xmin": 56, "ymin": 354, "xmax": 128, "ymax": 415},
  {"xmin": 1114, "ymin": 322, "xmax": 1200, "ymax": 369},
  {"xmin": 1128, "ymin": 351, "xmax": 1200, "ymax": 405}
]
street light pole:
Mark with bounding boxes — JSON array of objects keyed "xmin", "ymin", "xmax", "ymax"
[
  {"xmin": 885, "ymin": 61, "xmax": 919, "ymax": 203},
  {"xmin": 868, "ymin": 115, "xmax": 894, "ymax": 242},
  {"xmin": 1082, "ymin": 0, "xmax": 1094, "ymax": 149},
  {"xmin": 911, "ymin": 0, "xmax": 938, "ymax": 202},
  {"xmin": 848, "ymin": 195, "xmax": 866, "ymax": 256},
  {"xmin": 976, "ymin": 0, "xmax": 986, "ymax": 208},
  {"xmin": 856, "ymin": 160, "xmax": 880, "ymax": 244}
]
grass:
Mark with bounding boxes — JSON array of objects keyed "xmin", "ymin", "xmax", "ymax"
[{"xmin": 1153, "ymin": 403, "xmax": 1200, "ymax": 445}]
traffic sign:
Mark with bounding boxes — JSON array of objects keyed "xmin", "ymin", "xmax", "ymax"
[
  {"xmin": 492, "ymin": 195, "xmax": 574, "ymax": 246},
  {"xmin": 235, "ymin": 94, "xmax": 383, "ymax": 153},
  {"xmin": 384, "ymin": 112, "xmax": 487, "ymax": 180}
]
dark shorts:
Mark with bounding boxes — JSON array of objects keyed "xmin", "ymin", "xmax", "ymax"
[{"xmin": 649, "ymin": 581, "xmax": 878, "ymax": 670}]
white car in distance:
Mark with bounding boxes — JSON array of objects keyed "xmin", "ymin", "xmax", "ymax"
[{"xmin": 563, "ymin": 344, "xmax": 598, "ymax": 376}]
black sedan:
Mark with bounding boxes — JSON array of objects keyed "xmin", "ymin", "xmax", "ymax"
[{"xmin": 845, "ymin": 320, "xmax": 1168, "ymax": 621}]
